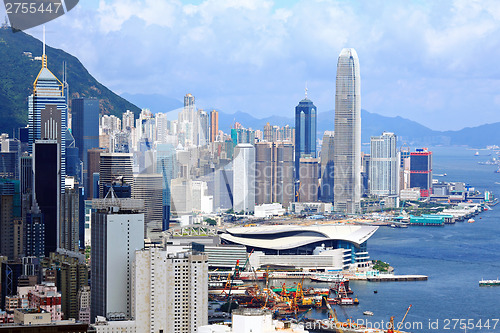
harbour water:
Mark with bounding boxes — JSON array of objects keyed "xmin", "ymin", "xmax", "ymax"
[{"xmin": 306, "ymin": 146, "xmax": 500, "ymax": 332}]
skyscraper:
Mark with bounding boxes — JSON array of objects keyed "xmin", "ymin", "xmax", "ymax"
[
  {"xmin": 87, "ymin": 147, "xmax": 107, "ymax": 199},
  {"xmin": 24, "ymin": 201, "xmax": 45, "ymax": 257},
  {"xmin": 263, "ymin": 122, "xmax": 273, "ymax": 142},
  {"xmin": 133, "ymin": 248, "xmax": 208, "ymax": 333},
  {"xmin": 210, "ymin": 110, "xmax": 219, "ymax": 142},
  {"xmin": 72, "ymin": 98, "xmax": 100, "ymax": 196},
  {"xmin": 179, "ymin": 94, "xmax": 196, "ymax": 146},
  {"xmin": 20, "ymin": 155, "xmax": 33, "ymax": 195},
  {"xmin": 233, "ymin": 144, "xmax": 255, "ymax": 213},
  {"xmin": 255, "ymin": 142, "xmax": 294, "ymax": 207},
  {"xmin": 410, "ymin": 148, "xmax": 433, "ymax": 197},
  {"xmin": 298, "ymin": 157, "xmax": 319, "ymax": 202},
  {"xmin": 231, "ymin": 128, "xmax": 255, "ymax": 147},
  {"xmin": 369, "ymin": 132, "xmax": 398, "ymax": 196},
  {"xmin": 294, "ymin": 93, "xmax": 317, "ymax": 179},
  {"xmin": 91, "ymin": 194, "xmax": 144, "ymax": 321},
  {"xmin": 1, "ymin": 138, "xmax": 20, "ymax": 180},
  {"xmin": 333, "ymin": 48, "xmax": 361, "ymax": 214},
  {"xmin": 399, "ymin": 144, "xmax": 411, "ymax": 191},
  {"xmin": 132, "ymin": 174, "xmax": 163, "ymax": 237},
  {"xmin": 60, "ymin": 177, "xmax": 80, "ymax": 252},
  {"xmin": 320, "ymin": 131, "xmax": 335, "ymax": 203},
  {"xmin": 214, "ymin": 168, "xmax": 233, "ymax": 211},
  {"xmin": 155, "ymin": 112, "xmax": 169, "ymax": 143},
  {"xmin": 195, "ymin": 109, "xmax": 209, "ymax": 147},
  {"xmin": 183, "ymin": 93, "xmax": 195, "ymax": 120},
  {"xmin": 0, "ymin": 180, "xmax": 17, "ymax": 259},
  {"xmin": 65, "ymin": 131, "xmax": 80, "ymax": 182},
  {"xmin": 122, "ymin": 110, "xmax": 135, "ymax": 130},
  {"xmin": 99, "ymin": 153, "xmax": 134, "ymax": 198},
  {"xmin": 33, "ymin": 140, "xmax": 60, "ymax": 256},
  {"xmin": 28, "ymin": 43, "xmax": 67, "ymax": 194},
  {"xmin": 156, "ymin": 144, "xmax": 176, "ymax": 230}
]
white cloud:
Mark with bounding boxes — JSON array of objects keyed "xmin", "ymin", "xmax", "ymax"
[{"xmin": 22, "ymin": 0, "xmax": 500, "ymax": 130}]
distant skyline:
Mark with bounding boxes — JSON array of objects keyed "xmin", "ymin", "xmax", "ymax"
[{"xmin": 4, "ymin": 0, "xmax": 500, "ymax": 130}]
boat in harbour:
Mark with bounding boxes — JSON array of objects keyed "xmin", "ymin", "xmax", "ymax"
[
  {"xmin": 479, "ymin": 279, "xmax": 500, "ymax": 286},
  {"xmin": 310, "ymin": 273, "xmax": 345, "ymax": 283}
]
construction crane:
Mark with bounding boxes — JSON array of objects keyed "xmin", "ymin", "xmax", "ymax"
[
  {"xmin": 222, "ymin": 260, "xmax": 240, "ymax": 313},
  {"xmin": 323, "ymin": 296, "xmax": 343, "ymax": 333},
  {"xmin": 295, "ymin": 181, "xmax": 302, "ymax": 202},
  {"xmin": 294, "ymin": 307, "xmax": 313, "ymax": 323},
  {"xmin": 388, "ymin": 316, "xmax": 395, "ymax": 333},
  {"xmin": 396, "ymin": 304, "xmax": 412, "ymax": 331},
  {"xmin": 387, "ymin": 304, "xmax": 412, "ymax": 333}
]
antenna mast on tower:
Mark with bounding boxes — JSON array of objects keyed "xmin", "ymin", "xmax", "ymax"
[{"xmin": 42, "ymin": 25, "xmax": 47, "ymax": 68}]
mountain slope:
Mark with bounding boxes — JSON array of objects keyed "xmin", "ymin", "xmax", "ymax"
[
  {"xmin": 443, "ymin": 123, "xmax": 500, "ymax": 147},
  {"xmin": 0, "ymin": 26, "xmax": 140, "ymax": 135}
]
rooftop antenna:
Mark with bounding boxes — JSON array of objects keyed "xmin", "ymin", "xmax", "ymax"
[
  {"xmin": 42, "ymin": 25, "xmax": 47, "ymax": 68},
  {"xmin": 305, "ymin": 82, "xmax": 308, "ymax": 99}
]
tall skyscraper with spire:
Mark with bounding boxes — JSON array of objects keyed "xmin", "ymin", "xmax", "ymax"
[
  {"xmin": 28, "ymin": 27, "xmax": 67, "ymax": 193},
  {"xmin": 333, "ymin": 48, "xmax": 361, "ymax": 214},
  {"xmin": 27, "ymin": 28, "xmax": 68, "ymax": 254},
  {"xmin": 294, "ymin": 87, "xmax": 317, "ymax": 180}
]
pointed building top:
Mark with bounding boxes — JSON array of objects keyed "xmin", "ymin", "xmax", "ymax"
[
  {"xmin": 33, "ymin": 25, "xmax": 63, "ymax": 93},
  {"xmin": 305, "ymin": 82, "xmax": 308, "ymax": 99},
  {"xmin": 31, "ymin": 198, "xmax": 41, "ymax": 214}
]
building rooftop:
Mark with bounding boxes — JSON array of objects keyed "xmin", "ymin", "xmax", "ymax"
[{"xmin": 221, "ymin": 224, "xmax": 378, "ymax": 250}]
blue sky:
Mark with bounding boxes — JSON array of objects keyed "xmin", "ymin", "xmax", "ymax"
[{"xmin": 4, "ymin": 0, "xmax": 500, "ymax": 130}]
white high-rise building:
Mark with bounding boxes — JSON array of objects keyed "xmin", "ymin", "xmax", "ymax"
[
  {"xmin": 101, "ymin": 115, "xmax": 122, "ymax": 135},
  {"xmin": 122, "ymin": 110, "xmax": 135, "ymax": 130},
  {"xmin": 156, "ymin": 112, "xmax": 169, "ymax": 143},
  {"xmin": 178, "ymin": 94, "xmax": 196, "ymax": 147},
  {"xmin": 333, "ymin": 48, "xmax": 361, "ymax": 214},
  {"xmin": 369, "ymin": 132, "xmax": 399, "ymax": 196},
  {"xmin": 91, "ymin": 194, "xmax": 144, "ymax": 321},
  {"xmin": 136, "ymin": 109, "xmax": 156, "ymax": 143},
  {"xmin": 133, "ymin": 247, "xmax": 208, "ymax": 333},
  {"xmin": 195, "ymin": 109, "xmax": 209, "ymax": 147},
  {"xmin": 233, "ymin": 143, "xmax": 255, "ymax": 213}
]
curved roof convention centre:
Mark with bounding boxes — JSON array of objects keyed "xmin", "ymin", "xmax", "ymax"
[{"xmin": 220, "ymin": 224, "xmax": 378, "ymax": 251}]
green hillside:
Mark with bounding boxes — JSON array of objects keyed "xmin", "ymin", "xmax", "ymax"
[{"xmin": 0, "ymin": 26, "xmax": 140, "ymax": 135}]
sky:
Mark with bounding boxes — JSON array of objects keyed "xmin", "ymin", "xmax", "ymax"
[{"xmin": 4, "ymin": 0, "xmax": 500, "ymax": 131}]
